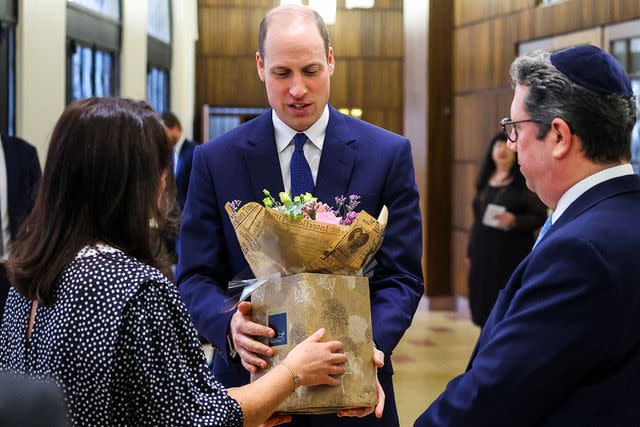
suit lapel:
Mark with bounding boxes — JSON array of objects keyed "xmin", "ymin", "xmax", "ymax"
[
  {"xmin": 243, "ymin": 112, "xmax": 285, "ymax": 201},
  {"xmin": 314, "ymin": 106, "xmax": 356, "ymax": 204}
]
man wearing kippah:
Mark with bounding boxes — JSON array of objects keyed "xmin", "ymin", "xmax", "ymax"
[{"xmin": 415, "ymin": 45, "xmax": 640, "ymax": 426}]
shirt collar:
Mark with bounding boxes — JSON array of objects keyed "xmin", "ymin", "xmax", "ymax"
[
  {"xmin": 552, "ymin": 163, "xmax": 634, "ymax": 223},
  {"xmin": 173, "ymin": 136, "xmax": 186, "ymax": 156},
  {"xmin": 273, "ymin": 105, "xmax": 329, "ymax": 153}
]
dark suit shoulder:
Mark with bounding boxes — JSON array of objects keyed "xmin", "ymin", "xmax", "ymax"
[
  {"xmin": 183, "ymin": 139, "xmax": 197, "ymax": 151},
  {"xmin": 336, "ymin": 111, "xmax": 409, "ymax": 151},
  {"xmin": 2, "ymin": 135, "xmax": 38, "ymax": 158}
]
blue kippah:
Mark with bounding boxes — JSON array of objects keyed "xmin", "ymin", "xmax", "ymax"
[{"xmin": 550, "ymin": 45, "xmax": 633, "ymax": 98}]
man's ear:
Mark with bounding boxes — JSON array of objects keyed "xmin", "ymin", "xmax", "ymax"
[
  {"xmin": 256, "ymin": 52, "xmax": 266, "ymax": 82},
  {"xmin": 549, "ymin": 117, "xmax": 573, "ymax": 159},
  {"xmin": 327, "ymin": 46, "xmax": 335, "ymax": 76}
]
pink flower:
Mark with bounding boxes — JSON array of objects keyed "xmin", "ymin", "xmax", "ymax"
[{"xmin": 316, "ymin": 211, "xmax": 341, "ymax": 225}]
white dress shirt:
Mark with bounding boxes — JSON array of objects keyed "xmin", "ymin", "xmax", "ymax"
[
  {"xmin": 551, "ymin": 163, "xmax": 635, "ymax": 224},
  {"xmin": 0, "ymin": 135, "xmax": 9, "ymax": 259},
  {"xmin": 173, "ymin": 136, "xmax": 186, "ymax": 176},
  {"xmin": 273, "ymin": 105, "xmax": 329, "ymax": 194}
]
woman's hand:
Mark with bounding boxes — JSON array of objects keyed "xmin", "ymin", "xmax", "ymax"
[
  {"xmin": 494, "ymin": 211, "xmax": 516, "ymax": 230},
  {"xmin": 283, "ymin": 328, "xmax": 347, "ymax": 387}
]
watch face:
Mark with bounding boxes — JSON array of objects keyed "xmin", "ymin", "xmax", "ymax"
[{"xmin": 268, "ymin": 312, "xmax": 288, "ymax": 346}]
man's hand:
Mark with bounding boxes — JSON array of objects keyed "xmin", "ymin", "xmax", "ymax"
[
  {"xmin": 229, "ymin": 301, "xmax": 275, "ymax": 373},
  {"xmin": 259, "ymin": 414, "xmax": 291, "ymax": 426},
  {"xmin": 337, "ymin": 347, "xmax": 386, "ymax": 419}
]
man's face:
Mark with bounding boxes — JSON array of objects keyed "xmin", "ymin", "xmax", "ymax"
[
  {"xmin": 507, "ymin": 85, "xmax": 553, "ymax": 195},
  {"xmin": 256, "ymin": 18, "xmax": 334, "ymax": 132},
  {"xmin": 163, "ymin": 124, "xmax": 181, "ymax": 146}
]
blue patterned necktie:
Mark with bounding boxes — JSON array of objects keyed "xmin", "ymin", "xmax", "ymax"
[
  {"xmin": 290, "ymin": 133, "xmax": 314, "ymax": 196},
  {"xmin": 532, "ymin": 214, "xmax": 553, "ymax": 250}
]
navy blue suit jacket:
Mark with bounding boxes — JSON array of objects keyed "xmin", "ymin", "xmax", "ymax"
[
  {"xmin": 177, "ymin": 106, "xmax": 423, "ymax": 423},
  {"xmin": 0, "ymin": 134, "xmax": 41, "ymax": 319},
  {"xmin": 0, "ymin": 134, "xmax": 41, "ymax": 241},
  {"xmin": 416, "ymin": 174, "xmax": 640, "ymax": 426},
  {"xmin": 175, "ymin": 139, "xmax": 196, "ymax": 210}
]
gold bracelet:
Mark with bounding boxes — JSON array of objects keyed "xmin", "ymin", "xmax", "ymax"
[{"xmin": 280, "ymin": 361, "xmax": 301, "ymax": 389}]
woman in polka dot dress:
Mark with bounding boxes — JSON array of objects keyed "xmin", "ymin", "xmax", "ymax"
[{"xmin": 0, "ymin": 98, "xmax": 349, "ymax": 427}]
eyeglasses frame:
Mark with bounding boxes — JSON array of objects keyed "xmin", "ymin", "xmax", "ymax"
[{"xmin": 499, "ymin": 117, "xmax": 541, "ymax": 143}]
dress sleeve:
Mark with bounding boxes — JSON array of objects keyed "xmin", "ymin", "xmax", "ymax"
[{"xmin": 111, "ymin": 279, "xmax": 244, "ymax": 427}]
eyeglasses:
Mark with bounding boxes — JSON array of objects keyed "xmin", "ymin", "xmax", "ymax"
[{"xmin": 500, "ymin": 117, "xmax": 540, "ymax": 143}]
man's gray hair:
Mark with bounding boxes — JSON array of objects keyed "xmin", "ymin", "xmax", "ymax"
[{"xmin": 510, "ymin": 50, "xmax": 637, "ymax": 164}]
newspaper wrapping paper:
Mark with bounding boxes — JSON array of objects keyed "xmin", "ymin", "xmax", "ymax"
[
  {"xmin": 250, "ymin": 273, "xmax": 377, "ymax": 414},
  {"xmin": 224, "ymin": 201, "xmax": 387, "ymax": 277},
  {"xmin": 224, "ymin": 201, "xmax": 388, "ymax": 413}
]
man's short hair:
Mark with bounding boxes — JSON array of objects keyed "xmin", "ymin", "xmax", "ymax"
[
  {"xmin": 161, "ymin": 112, "xmax": 181, "ymax": 130},
  {"xmin": 258, "ymin": 6, "xmax": 331, "ymax": 61},
  {"xmin": 510, "ymin": 50, "xmax": 637, "ymax": 164}
]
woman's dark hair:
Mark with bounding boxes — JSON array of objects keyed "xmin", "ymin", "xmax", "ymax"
[
  {"xmin": 8, "ymin": 97, "xmax": 177, "ymax": 305},
  {"xmin": 475, "ymin": 132, "xmax": 525, "ymax": 191}
]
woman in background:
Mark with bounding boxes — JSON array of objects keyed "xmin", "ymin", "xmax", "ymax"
[
  {"xmin": 467, "ymin": 133, "xmax": 547, "ymax": 327},
  {"xmin": 0, "ymin": 98, "xmax": 351, "ymax": 427}
]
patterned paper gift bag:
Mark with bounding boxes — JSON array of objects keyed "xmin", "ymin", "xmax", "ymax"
[{"xmin": 250, "ymin": 273, "xmax": 378, "ymax": 414}]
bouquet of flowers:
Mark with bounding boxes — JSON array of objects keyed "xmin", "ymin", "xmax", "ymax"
[
  {"xmin": 225, "ymin": 190, "xmax": 387, "ymax": 413},
  {"xmin": 225, "ymin": 190, "xmax": 387, "ymax": 278},
  {"xmin": 232, "ymin": 190, "xmax": 362, "ymax": 225}
]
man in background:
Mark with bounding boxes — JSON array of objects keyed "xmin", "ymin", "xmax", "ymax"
[
  {"xmin": 177, "ymin": 4, "xmax": 423, "ymax": 426},
  {"xmin": 161, "ymin": 112, "xmax": 197, "ymax": 211},
  {"xmin": 0, "ymin": 133, "xmax": 41, "ymax": 321},
  {"xmin": 416, "ymin": 45, "xmax": 640, "ymax": 426}
]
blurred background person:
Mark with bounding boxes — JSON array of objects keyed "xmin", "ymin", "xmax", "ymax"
[
  {"xmin": 0, "ymin": 133, "xmax": 41, "ymax": 324},
  {"xmin": 466, "ymin": 132, "xmax": 547, "ymax": 327},
  {"xmin": 0, "ymin": 98, "xmax": 349, "ymax": 427},
  {"xmin": 161, "ymin": 112, "xmax": 197, "ymax": 212},
  {"xmin": 161, "ymin": 112, "xmax": 196, "ymax": 269}
]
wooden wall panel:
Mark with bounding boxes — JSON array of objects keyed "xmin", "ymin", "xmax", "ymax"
[
  {"xmin": 196, "ymin": 1, "xmax": 404, "ymax": 139},
  {"xmin": 452, "ymin": 162, "xmax": 476, "ymax": 231},
  {"xmin": 449, "ymin": 0, "xmax": 640, "ymax": 300},
  {"xmin": 453, "ymin": 90, "xmax": 513, "ymax": 162},
  {"xmin": 452, "ymin": 230, "xmax": 470, "ymax": 297},
  {"xmin": 454, "ymin": 0, "xmax": 532, "ymax": 28}
]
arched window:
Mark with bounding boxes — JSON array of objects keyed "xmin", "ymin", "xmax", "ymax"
[
  {"xmin": 147, "ymin": 0, "xmax": 171, "ymax": 113},
  {"xmin": 66, "ymin": 0, "xmax": 121, "ymax": 103},
  {"xmin": 0, "ymin": 0, "xmax": 16, "ymax": 135}
]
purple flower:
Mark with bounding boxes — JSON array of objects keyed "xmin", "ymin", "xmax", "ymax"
[
  {"xmin": 340, "ymin": 210, "xmax": 359, "ymax": 226},
  {"xmin": 229, "ymin": 200, "xmax": 242, "ymax": 217}
]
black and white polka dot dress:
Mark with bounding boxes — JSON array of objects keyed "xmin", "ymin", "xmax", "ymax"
[{"xmin": 0, "ymin": 245, "xmax": 243, "ymax": 426}]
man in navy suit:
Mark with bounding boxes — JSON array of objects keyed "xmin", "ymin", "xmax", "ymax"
[
  {"xmin": 161, "ymin": 112, "xmax": 197, "ymax": 211},
  {"xmin": 416, "ymin": 45, "xmax": 640, "ymax": 426},
  {"xmin": 0, "ymin": 134, "xmax": 41, "ymax": 321},
  {"xmin": 177, "ymin": 4, "xmax": 423, "ymax": 426}
]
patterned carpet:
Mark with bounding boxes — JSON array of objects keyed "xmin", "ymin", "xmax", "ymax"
[{"xmin": 393, "ymin": 300, "xmax": 480, "ymax": 426}]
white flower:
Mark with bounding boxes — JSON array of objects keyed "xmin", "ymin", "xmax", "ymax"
[
  {"xmin": 348, "ymin": 315, "xmax": 368, "ymax": 344},
  {"xmin": 317, "ymin": 275, "xmax": 336, "ymax": 298},
  {"xmin": 293, "ymin": 281, "xmax": 315, "ymax": 307}
]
